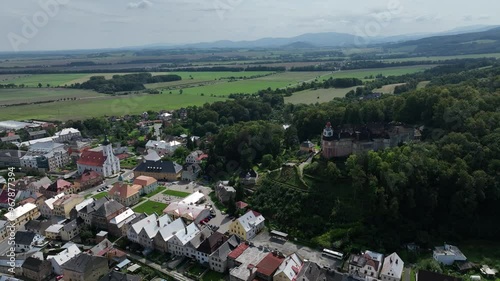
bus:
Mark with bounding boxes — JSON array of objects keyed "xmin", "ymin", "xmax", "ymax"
[
  {"xmin": 322, "ymin": 248, "xmax": 344, "ymax": 260},
  {"xmin": 270, "ymin": 230, "xmax": 289, "ymax": 241}
]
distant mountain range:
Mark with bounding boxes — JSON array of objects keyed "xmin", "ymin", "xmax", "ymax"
[{"xmin": 159, "ymin": 25, "xmax": 500, "ymax": 50}]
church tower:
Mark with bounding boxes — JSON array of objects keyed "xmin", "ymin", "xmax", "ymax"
[
  {"xmin": 321, "ymin": 122, "xmax": 336, "ymax": 159},
  {"xmin": 102, "ymin": 135, "xmax": 113, "ymax": 157}
]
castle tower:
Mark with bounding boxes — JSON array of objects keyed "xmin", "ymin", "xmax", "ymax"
[{"xmin": 321, "ymin": 122, "xmax": 336, "ymax": 159}]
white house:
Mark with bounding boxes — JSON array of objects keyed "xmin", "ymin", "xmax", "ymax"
[
  {"xmin": 39, "ymin": 193, "xmax": 65, "ymax": 218},
  {"xmin": 52, "ymin": 128, "xmax": 81, "ymax": 143},
  {"xmin": 77, "ymin": 140, "xmax": 120, "ymax": 177},
  {"xmin": 167, "ymin": 223, "xmax": 200, "ymax": 257},
  {"xmin": 145, "ymin": 140, "xmax": 181, "ymax": 156},
  {"xmin": 185, "ymin": 150, "xmax": 207, "ymax": 164},
  {"xmin": 433, "ymin": 244, "xmax": 467, "ymax": 265},
  {"xmin": 127, "ymin": 214, "xmax": 173, "ymax": 249},
  {"xmin": 153, "ymin": 218, "xmax": 186, "ymax": 253},
  {"xmin": 380, "ymin": 253, "xmax": 404, "ymax": 281},
  {"xmin": 274, "ymin": 253, "xmax": 303, "ymax": 281}
]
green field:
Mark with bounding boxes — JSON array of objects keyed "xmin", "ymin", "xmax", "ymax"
[
  {"xmin": 132, "ymin": 201, "xmax": 168, "ymax": 215},
  {"xmin": 163, "ymin": 189, "xmax": 191, "ymax": 198},
  {"xmin": 373, "ymin": 83, "xmax": 406, "ymax": 94},
  {"xmin": 0, "ymin": 88, "xmax": 103, "ymax": 106},
  {"xmin": 321, "ymin": 65, "xmax": 434, "ymax": 80},
  {"xmin": 0, "ymin": 92, "xmax": 226, "ymax": 121},
  {"xmin": 285, "ymin": 86, "xmax": 359, "ymax": 104},
  {"xmin": 145, "ymin": 186, "xmax": 165, "ymax": 198},
  {"xmin": 0, "ymin": 74, "xmax": 90, "ymax": 87},
  {"xmin": 417, "ymin": 81, "xmax": 430, "ymax": 89}
]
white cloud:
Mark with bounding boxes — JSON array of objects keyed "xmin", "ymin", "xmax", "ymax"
[{"xmin": 127, "ymin": 0, "xmax": 153, "ymax": 9}]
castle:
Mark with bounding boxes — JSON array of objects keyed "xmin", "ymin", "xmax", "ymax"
[{"xmin": 321, "ymin": 122, "xmax": 416, "ymax": 159}]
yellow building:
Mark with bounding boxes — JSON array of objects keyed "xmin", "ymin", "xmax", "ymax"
[
  {"xmin": 228, "ymin": 210, "xmax": 265, "ymax": 241},
  {"xmin": 4, "ymin": 203, "xmax": 40, "ymax": 228},
  {"xmin": 108, "ymin": 182, "xmax": 142, "ymax": 207},
  {"xmin": 53, "ymin": 194, "xmax": 85, "ymax": 219},
  {"xmin": 133, "ymin": 160, "xmax": 182, "ymax": 181}
]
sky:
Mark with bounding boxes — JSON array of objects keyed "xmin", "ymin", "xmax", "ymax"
[{"xmin": 0, "ymin": 0, "xmax": 498, "ymax": 52}]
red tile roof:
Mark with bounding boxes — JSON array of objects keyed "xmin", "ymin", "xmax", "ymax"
[
  {"xmin": 79, "ymin": 170, "xmax": 103, "ymax": 183},
  {"xmin": 228, "ymin": 243, "xmax": 249, "ymax": 260},
  {"xmin": 256, "ymin": 253, "xmax": 285, "ymax": 277},
  {"xmin": 196, "ymin": 154, "xmax": 209, "ymax": 161},
  {"xmin": 116, "ymin": 153, "xmax": 130, "ymax": 160},
  {"xmin": 236, "ymin": 201, "xmax": 248, "ymax": 209},
  {"xmin": 77, "ymin": 150, "xmax": 107, "ymax": 166}
]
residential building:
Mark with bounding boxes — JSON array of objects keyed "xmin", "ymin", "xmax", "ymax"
[
  {"xmin": 47, "ymin": 243, "xmax": 81, "ymax": 275},
  {"xmin": 228, "ymin": 244, "xmax": 268, "ymax": 281},
  {"xmin": 77, "ymin": 198, "xmax": 102, "ymax": 225},
  {"xmin": 240, "ymin": 169, "xmax": 258, "ymax": 185},
  {"xmin": 274, "ymin": 253, "xmax": 303, "ymax": 281},
  {"xmin": 29, "ymin": 130, "xmax": 47, "ymax": 140},
  {"xmin": 184, "ymin": 226, "xmax": 213, "ymax": 259},
  {"xmin": 108, "ymin": 182, "xmax": 142, "ymax": 207},
  {"xmin": 53, "ymin": 128, "xmax": 81, "ymax": 142},
  {"xmin": 256, "ymin": 252, "xmax": 286, "ymax": 281},
  {"xmin": 133, "ymin": 159, "xmax": 182, "ymax": 181},
  {"xmin": 14, "ymin": 231, "xmax": 45, "ymax": 253},
  {"xmin": 416, "ymin": 270, "xmax": 462, "ymax": 281},
  {"xmin": 181, "ymin": 163, "xmax": 202, "ymax": 181},
  {"xmin": 0, "ymin": 149, "xmax": 26, "ymax": 167},
  {"xmin": 168, "ymin": 223, "xmax": 200, "ymax": 257},
  {"xmin": 60, "ymin": 218, "xmax": 84, "ymax": 241},
  {"xmin": 74, "ymin": 170, "xmax": 104, "ymax": 192},
  {"xmin": 77, "ymin": 140, "xmax": 121, "ymax": 177},
  {"xmin": 133, "ymin": 175, "xmax": 159, "ymax": 195},
  {"xmin": 209, "ymin": 235, "xmax": 240, "ymax": 273},
  {"xmin": 127, "ymin": 214, "xmax": 173, "ymax": 249},
  {"xmin": 300, "ymin": 141, "xmax": 315, "ymax": 153},
  {"xmin": 228, "ymin": 210, "xmax": 265, "ymax": 241},
  {"xmin": 91, "ymin": 198, "xmax": 126, "ymax": 230},
  {"xmin": 45, "ymin": 224, "xmax": 64, "ymax": 240},
  {"xmin": 196, "ymin": 232, "xmax": 228, "ymax": 265},
  {"xmin": 0, "ymin": 120, "xmax": 39, "ymax": 131},
  {"xmin": 296, "ymin": 261, "xmax": 337, "ymax": 281},
  {"xmin": 62, "ymin": 253, "xmax": 109, "ymax": 281},
  {"xmin": 145, "ymin": 140, "xmax": 181, "ymax": 156},
  {"xmin": 98, "ymin": 272, "xmax": 143, "ymax": 281},
  {"xmin": 433, "ymin": 244, "xmax": 467, "ymax": 265},
  {"xmin": 108, "ymin": 208, "xmax": 140, "ymax": 237},
  {"xmin": 153, "ymin": 217, "xmax": 186, "ymax": 253},
  {"xmin": 0, "ymin": 220, "xmax": 7, "ymax": 240},
  {"xmin": 41, "ymin": 179, "xmax": 75, "ymax": 198},
  {"xmin": 68, "ymin": 140, "xmax": 91, "ymax": 161},
  {"xmin": 53, "ymin": 194, "xmax": 85, "ymax": 219},
  {"xmin": 348, "ymin": 250, "xmax": 384, "ymax": 279},
  {"xmin": 380, "ymin": 253, "xmax": 404, "ymax": 281},
  {"xmin": 0, "ymin": 135, "xmax": 21, "ymax": 143},
  {"xmin": 215, "ymin": 181, "xmax": 236, "ymax": 204},
  {"xmin": 163, "ymin": 191, "xmax": 211, "ymax": 223},
  {"xmin": 4, "ymin": 202, "xmax": 40, "ymax": 228},
  {"xmin": 186, "ymin": 150, "xmax": 208, "ymax": 164},
  {"xmin": 20, "ymin": 141, "xmax": 70, "ymax": 172},
  {"xmin": 25, "ymin": 219, "xmax": 52, "ymax": 235},
  {"xmin": 39, "ymin": 193, "xmax": 65, "ymax": 218},
  {"xmin": 21, "ymin": 257, "xmax": 52, "ymax": 281}
]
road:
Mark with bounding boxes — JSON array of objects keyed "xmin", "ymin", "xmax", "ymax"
[{"xmin": 124, "ymin": 250, "xmax": 194, "ymax": 281}]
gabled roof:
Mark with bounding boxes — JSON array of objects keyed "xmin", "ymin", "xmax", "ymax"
[
  {"xmin": 296, "ymin": 261, "xmax": 337, "ymax": 281},
  {"xmin": 173, "ymin": 222, "xmax": 200, "ymax": 245},
  {"xmin": 62, "ymin": 218, "xmax": 83, "ymax": 232},
  {"xmin": 210, "ymin": 235, "xmax": 239, "ymax": 259},
  {"xmin": 4, "ymin": 203, "xmax": 38, "ymax": 221},
  {"xmin": 197, "ymin": 231, "xmax": 227, "ymax": 255},
  {"xmin": 94, "ymin": 199, "xmax": 125, "ymax": 218},
  {"xmin": 77, "ymin": 150, "xmax": 107, "ymax": 166},
  {"xmin": 236, "ymin": 210, "xmax": 265, "ymax": 233},
  {"xmin": 131, "ymin": 214, "xmax": 173, "ymax": 239},
  {"xmin": 134, "ymin": 160, "xmax": 182, "ymax": 174},
  {"xmin": 53, "ymin": 194, "xmax": 84, "ymax": 207},
  {"xmin": 48, "ymin": 244, "xmax": 81, "ymax": 267},
  {"xmin": 188, "ymin": 226, "xmax": 212, "ymax": 249},
  {"xmin": 62, "ymin": 252, "xmax": 108, "ymax": 273},
  {"xmin": 98, "ymin": 271, "xmax": 142, "ymax": 281},
  {"xmin": 109, "ymin": 208, "xmax": 136, "ymax": 225},
  {"xmin": 133, "ymin": 176, "xmax": 157, "ymax": 187},
  {"xmin": 14, "ymin": 231, "xmax": 37, "ymax": 245},
  {"xmin": 228, "ymin": 243, "xmax": 249, "ymax": 260},
  {"xmin": 257, "ymin": 252, "xmax": 285, "ymax": 277},
  {"xmin": 44, "ymin": 193, "xmax": 66, "ymax": 210},
  {"xmin": 46, "ymin": 179, "xmax": 72, "ymax": 193},
  {"xmin": 381, "ymin": 252, "xmax": 404, "ymax": 279},
  {"xmin": 157, "ymin": 218, "xmax": 185, "ymax": 242},
  {"xmin": 275, "ymin": 253, "xmax": 303, "ymax": 280},
  {"xmin": 79, "ymin": 170, "xmax": 103, "ymax": 182},
  {"xmin": 109, "ymin": 183, "xmax": 141, "ymax": 199},
  {"xmin": 22, "ymin": 257, "xmax": 49, "ymax": 271},
  {"xmin": 25, "ymin": 219, "xmax": 52, "ymax": 233}
]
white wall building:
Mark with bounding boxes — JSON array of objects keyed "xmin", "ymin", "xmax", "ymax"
[
  {"xmin": 433, "ymin": 244, "xmax": 467, "ymax": 265},
  {"xmin": 380, "ymin": 253, "xmax": 404, "ymax": 281},
  {"xmin": 77, "ymin": 141, "xmax": 120, "ymax": 177}
]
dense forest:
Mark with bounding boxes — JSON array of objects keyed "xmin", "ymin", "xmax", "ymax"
[{"xmin": 71, "ymin": 73, "xmax": 182, "ymax": 93}]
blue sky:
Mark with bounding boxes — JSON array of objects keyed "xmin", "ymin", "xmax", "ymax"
[{"xmin": 0, "ymin": 0, "xmax": 497, "ymax": 51}]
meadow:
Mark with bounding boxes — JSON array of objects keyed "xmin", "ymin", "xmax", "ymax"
[
  {"xmin": 132, "ymin": 201, "xmax": 168, "ymax": 215},
  {"xmin": 0, "ymin": 88, "xmax": 103, "ymax": 105},
  {"xmin": 284, "ymin": 87, "xmax": 358, "ymax": 104},
  {"xmin": 373, "ymin": 83, "xmax": 406, "ymax": 94},
  {"xmin": 382, "ymin": 52, "xmax": 500, "ymax": 62},
  {"xmin": 320, "ymin": 65, "xmax": 434, "ymax": 80}
]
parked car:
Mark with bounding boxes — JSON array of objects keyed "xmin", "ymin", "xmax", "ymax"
[{"xmin": 56, "ymin": 275, "xmax": 64, "ymax": 280}]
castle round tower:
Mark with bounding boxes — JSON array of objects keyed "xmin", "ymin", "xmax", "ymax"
[{"xmin": 321, "ymin": 122, "xmax": 336, "ymax": 159}]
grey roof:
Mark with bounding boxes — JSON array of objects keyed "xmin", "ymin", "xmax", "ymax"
[
  {"xmin": 62, "ymin": 252, "xmax": 108, "ymax": 273},
  {"xmin": 14, "ymin": 231, "xmax": 37, "ymax": 245},
  {"xmin": 0, "ymin": 120, "xmax": 36, "ymax": 130},
  {"xmin": 98, "ymin": 271, "xmax": 142, "ymax": 281},
  {"xmin": 22, "ymin": 257, "xmax": 49, "ymax": 271},
  {"xmin": 0, "ymin": 149, "xmax": 25, "ymax": 158},
  {"xmin": 94, "ymin": 199, "xmax": 125, "ymax": 218},
  {"xmin": 197, "ymin": 232, "xmax": 227, "ymax": 255},
  {"xmin": 28, "ymin": 130, "xmax": 47, "ymax": 136},
  {"xmin": 296, "ymin": 261, "xmax": 338, "ymax": 281},
  {"xmin": 29, "ymin": 141, "xmax": 65, "ymax": 151},
  {"xmin": 79, "ymin": 197, "xmax": 109, "ymax": 215},
  {"xmin": 211, "ymin": 235, "xmax": 239, "ymax": 259},
  {"xmin": 62, "ymin": 218, "xmax": 84, "ymax": 232},
  {"xmin": 0, "ymin": 135, "xmax": 21, "ymax": 142},
  {"xmin": 25, "ymin": 220, "xmax": 52, "ymax": 233},
  {"xmin": 134, "ymin": 160, "xmax": 182, "ymax": 174}
]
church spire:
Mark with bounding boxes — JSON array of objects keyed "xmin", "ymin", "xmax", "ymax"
[{"xmin": 103, "ymin": 134, "xmax": 110, "ymax": 145}]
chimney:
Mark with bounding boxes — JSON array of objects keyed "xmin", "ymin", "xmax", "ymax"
[{"xmin": 185, "ymin": 226, "xmax": 188, "ymax": 234}]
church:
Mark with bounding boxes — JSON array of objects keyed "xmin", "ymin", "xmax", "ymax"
[{"xmin": 77, "ymin": 138, "xmax": 121, "ymax": 177}]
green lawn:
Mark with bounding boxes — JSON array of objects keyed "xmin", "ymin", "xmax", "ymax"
[
  {"xmin": 285, "ymin": 86, "xmax": 358, "ymax": 104},
  {"xmin": 202, "ymin": 270, "xmax": 226, "ymax": 281},
  {"xmin": 132, "ymin": 201, "xmax": 168, "ymax": 215},
  {"xmin": 0, "ymin": 74, "xmax": 90, "ymax": 87},
  {"xmin": 187, "ymin": 263, "xmax": 207, "ymax": 277},
  {"xmin": 120, "ymin": 157, "xmax": 138, "ymax": 169},
  {"xmin": 163, "ymin": 189, "xmax": 191, "ymax": 198},
  {"xmin": 144, "ymin": 186, "xmax": 165, "ymax": 198},
  {"xmin": 92, "ymin": 192, "xmax": 108, "ymax": 199}
]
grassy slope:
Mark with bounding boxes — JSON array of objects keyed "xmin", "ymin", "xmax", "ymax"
[
  {"xmin": 285, "ymin": 86, "xmax": 359, "ymax": 104},
  {"xmin": 0, "ymin": 88, "xmax": 103, "ymax": 105}
]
